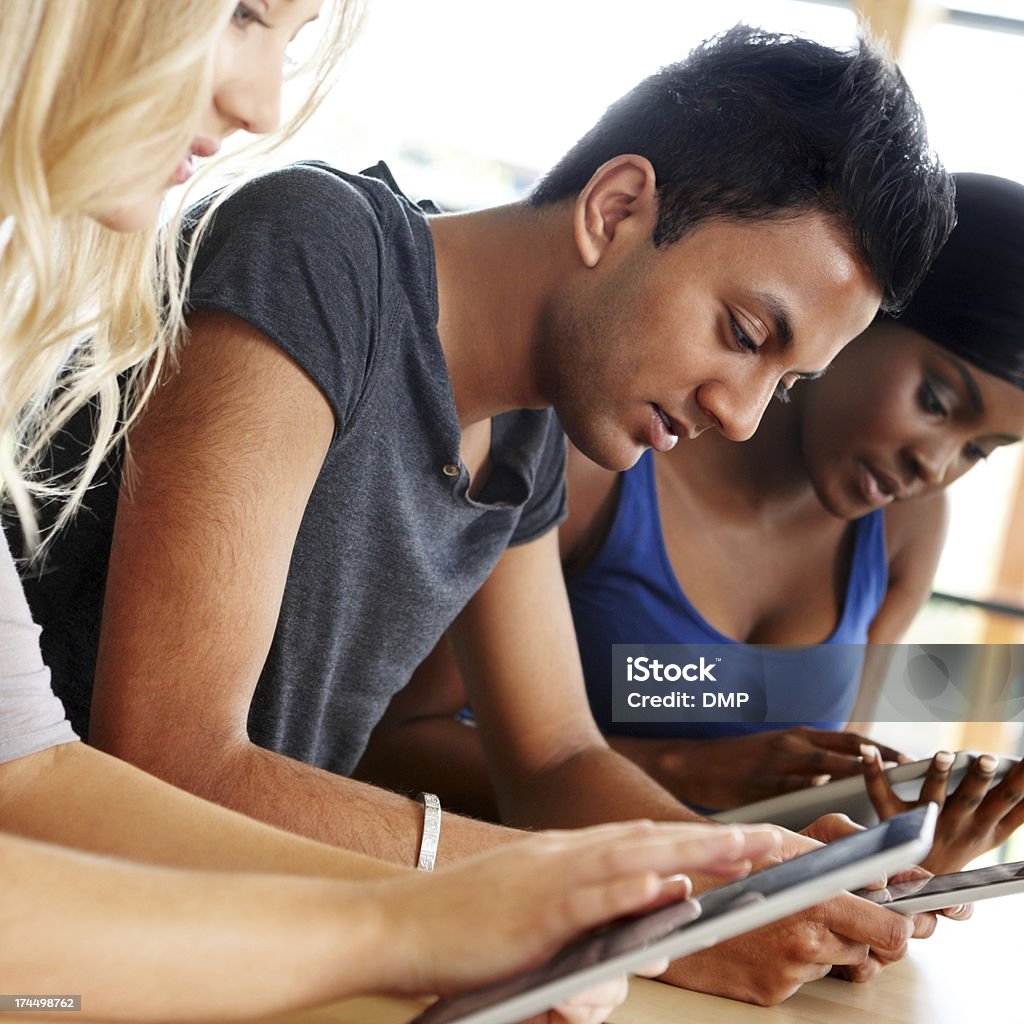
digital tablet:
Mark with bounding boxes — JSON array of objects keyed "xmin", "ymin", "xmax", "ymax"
[
  {"xmin": 856, "ymin": 859, "xmax": 1024, "ymax": 914},
  {"xmin": 408, "ymin": 804, "xmax": 937, "ymax": 1024},
  {"xmin": 713, "ymin": 751, "xmax": 1017, "ymax": 831}
]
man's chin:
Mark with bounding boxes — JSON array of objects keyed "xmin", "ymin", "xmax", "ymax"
[
  {"xmin": 582, "ymin": 440, "xmax": 646, "ymax": 473},
  {"xmin": 569, "ymin": 428, "xmax": 638, "ymax": 471}
]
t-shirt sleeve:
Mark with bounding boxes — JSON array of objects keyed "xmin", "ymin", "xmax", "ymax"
[
  {"xmin": 185, "ymin": 163, "xmax": 383, "ymax": 432},
  {"xmin": 509, "ymin": 412, "xmax": 568, "ymax": 546},
  {"xmin": 0, "ymin": 538, "xmax": 78, "ymax": 764}
]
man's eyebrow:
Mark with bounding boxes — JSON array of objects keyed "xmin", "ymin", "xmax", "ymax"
[
  {"xmin": 756, "ymin": 293, "xmax": 794, "ymax": 350},
  {"xmin": 937, "ymin": 351, "xmax": 984, "ymax": 414}
]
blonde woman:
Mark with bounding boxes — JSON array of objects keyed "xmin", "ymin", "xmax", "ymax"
[{"xmin": 0, "ymin": 2, "xmax": 782, "ymax": 1019}]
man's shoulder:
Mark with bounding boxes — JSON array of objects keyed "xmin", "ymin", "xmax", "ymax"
[
  {"xmin": 241, "ymin": 161, "xmax": 391, "ymax": 210},
  {"xmin": 191, "ymin": 161, "xmax": 415, "ymax": 255}
]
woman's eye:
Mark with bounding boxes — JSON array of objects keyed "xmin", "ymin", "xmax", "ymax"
[
  {"xmin": 964, "ymin": 443, "xmax": 988, "ymax": 463},
  {"xmin": 231, "ymin": 3, "xmax": 263, "ymax": 28},
  {"xmin": 918, "ymin": 380, "xmax": 947, "ymax": 417},
  {"xmin": 728, "ymin": 312, "xmax": 758, "ymax": 354}
]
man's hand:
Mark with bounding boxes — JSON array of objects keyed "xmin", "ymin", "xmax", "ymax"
[
  {"xmin": 803, "ymin": 812, "xmax": 966, "ymax": 932},
  {"xmin": 655, "ymin": 822, "xmax": 916, "ymax": 1005}
]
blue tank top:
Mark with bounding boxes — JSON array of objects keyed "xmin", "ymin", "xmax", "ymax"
[{"xmin": 568, "ymin": 450, "xmax": 888, "ymax": 739}]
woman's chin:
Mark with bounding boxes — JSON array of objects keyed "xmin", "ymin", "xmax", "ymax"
[{"xmin": 92, "ymin": 192, "xmax": 165, "ymax": 233}]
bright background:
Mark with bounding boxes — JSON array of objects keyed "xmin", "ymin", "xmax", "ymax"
[
  {"xmin": 249, "ymin": 0, "xmax": 1024, "ymax": 833},
  {"xmin": 271, "ymin": 0, "xmax": 1024, "ymax": 649}
]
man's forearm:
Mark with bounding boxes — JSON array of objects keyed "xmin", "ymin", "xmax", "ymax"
[
  {"xmin": 495, "ymin": 743, "xmax": 707, "ymax": 830},
  {"xmin": 97, "ymin": 734, "xmax": 518, "ymax": 865},
  {"xmin": 357, "ymin": 714, "xmax": 705, "ymax": 830}
]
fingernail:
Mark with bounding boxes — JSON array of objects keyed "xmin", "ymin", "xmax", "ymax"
[
  {"xmin": 660, "ymin": 877, "xmax": 692, "ymax": 899},
  {"xmin": 882, "ymin": 761, "xmax": 898, "ymax": 770},
  {"xmin": 810, "ymin": 774, "xmax": 831, "ymax": 786},
  {"xmin": 864, "ymin": 876, "xmax": 888, "ymax": 892},
  {"xmin": 978, "ymin": 754, "xmax": 998, "ymax": 774},
  {"xmin": 860, "ymin": 744, "xmax": 879, "ymax": 764},
  {"xmin": 934, "ymin": 751, "xmax": 955, "ymax": 771}
]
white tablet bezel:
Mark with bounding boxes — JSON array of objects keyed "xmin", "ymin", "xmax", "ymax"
[{"xmin": 410, "ymin": 804, "xmax": 937, "ymax": 1024}]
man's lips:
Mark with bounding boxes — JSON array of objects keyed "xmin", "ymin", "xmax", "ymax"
[
  {"xmin": 650, "ymin": 404, "xmax": 680, "ymax": 452},
  {"xmin": 651, "ymin": 403, "xmax": 715, "ymax": 443}
]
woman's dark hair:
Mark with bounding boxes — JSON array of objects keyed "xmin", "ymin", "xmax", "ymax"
[
  {"xmin": 529, "ymin": 25, "xmax": 955, "ymax": 314},
  {"xmin": 896, "ymin": 172, "xmax": 1024, "ymax": 390}
]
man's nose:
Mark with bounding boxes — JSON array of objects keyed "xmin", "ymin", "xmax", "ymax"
[{"xmin": 703, "ymin": 376, "xmax": 777, "ymax": 442}]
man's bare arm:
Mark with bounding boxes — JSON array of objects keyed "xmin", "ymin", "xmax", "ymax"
[
  {"xmin": 450, "ymin": 530, "xmax": 707, "ymax": 828},
  {"xmin": 89, "ymin": 310, "xmax": 512, "ymax": 864},
  {"xmin": 446, "ymin": 530, "xmax": 929, "ymax": 1005}
]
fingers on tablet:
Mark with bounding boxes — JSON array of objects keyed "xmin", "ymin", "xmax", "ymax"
[
  {"xmin": 860, "ymin": 744, "xmax": 904, "ymax": 818},
  {"xmin": 980, "ymin": 757, "xmax": 1024, "ymax": 842},
  {"xmin": 919, "ymin": 750, "xmax": 955, "ymax": 807}
]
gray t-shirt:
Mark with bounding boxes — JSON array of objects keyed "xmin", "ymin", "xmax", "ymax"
[
  {"xmin": 0, "ymin": 536, "xmax": 77, "ymax": 764},
  {"xmin": 15, "ymin": 163, "xmax": 567, "ymax": 776}
]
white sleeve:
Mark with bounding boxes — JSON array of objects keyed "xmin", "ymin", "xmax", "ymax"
[{"xmin": 0, "ymin": 536, "xmax": 78, "ymax": 764}]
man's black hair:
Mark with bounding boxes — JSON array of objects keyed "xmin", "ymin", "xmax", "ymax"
[{"xmin": 529, "ymin": 25, "xmax": 955, "ymax": 313}]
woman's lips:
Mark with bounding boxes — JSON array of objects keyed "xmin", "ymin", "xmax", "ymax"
[
  {"xmin": 857, "ymin": 460, "xmax": 897, "ymax": 507},
  {"xmin": 169, "ymin": 154, "xmax": 196, "ymax": 186},
  {"xmin": 168, "ymin": 139, "xmax": 220, "ymax": 187}
]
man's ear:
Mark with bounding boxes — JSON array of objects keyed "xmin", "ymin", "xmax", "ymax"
[{"xmin": 574, "ymin": 155, "xmax": 658, "ymax": 268}]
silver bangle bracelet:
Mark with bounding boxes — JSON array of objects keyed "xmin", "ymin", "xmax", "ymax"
[{"xmin": 417, "ymin": 792, "xmax": 442, "ymax": 871}]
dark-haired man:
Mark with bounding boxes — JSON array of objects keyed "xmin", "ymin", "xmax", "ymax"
[{"xmin": 19, "ymin": 26, "xmax": 954, "ymax": 1006}]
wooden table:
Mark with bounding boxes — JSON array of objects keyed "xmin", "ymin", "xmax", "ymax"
[{"xmin": 254, "ymin": 897, "xmax": 1018, "ymax": 1024}]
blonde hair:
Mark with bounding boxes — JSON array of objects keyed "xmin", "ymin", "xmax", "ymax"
[
  {"xmin": 163, "ymin": 0, "xmax": 364, "ymax": 400},
  {"xmin": 1, "ymin": 0, "xmax": 363, "ymax": 550}
]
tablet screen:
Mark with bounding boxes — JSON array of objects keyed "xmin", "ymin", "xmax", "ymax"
[
  {"xmin": 858, "ymin": 860, "xmax": 1024, "ymax": 906},
  {"xmin": 695, "ymin": 803, "xmax": 928, "ymax": 918}
]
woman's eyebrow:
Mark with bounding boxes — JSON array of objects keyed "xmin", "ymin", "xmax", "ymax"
[{"xmin": 937, "ymin": 351, "xmax": 983, "ymax": 414}]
